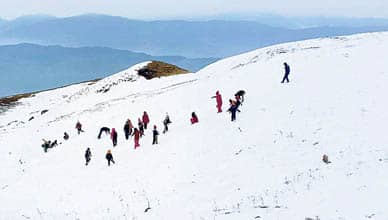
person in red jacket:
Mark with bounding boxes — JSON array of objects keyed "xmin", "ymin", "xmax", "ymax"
[
  {"xmin": 190, "ymin": 112, "xmax": 199, "ymax": 124},
  {"xmin": 212, "ymin": 91, "xmax": 223, "ymax": 113},
  {"xmin": 132, "ymin": 128, "xmax": 140, "ymax": 149},
  {"xmin": 111, "ymin": 128, "xmax": 118, "ymax": 147},
  {"xmin": 142, "ymin": 111, "xmax": 150, "ymax": 129}
]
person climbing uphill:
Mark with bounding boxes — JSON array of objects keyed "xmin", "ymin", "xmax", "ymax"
[
  {"xmin": 281, "ymin": 62, "xmax": 291, "ymax": 83},
  {"xmin": 105, "ymin": 149, "xmax": 115, "ymax": 166},
  {"xmin": 211, "ymin": 90, "xmax": 223, "ymax": 113},
  {"xmin": 190, "ymin": 112, "xmax": 199, "ymax": 124}
]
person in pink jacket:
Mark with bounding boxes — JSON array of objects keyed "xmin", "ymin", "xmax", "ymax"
[
  {"xmin": 142, "ymin": 111, "xmax": 150, "ymax": 129},
  {"xmin": 212, "ymin": 91, "xmax": 223, "ymax": 113},
  {"xmin": 190, "ymin": 112, "xmax": 199, "ymax": 124}
]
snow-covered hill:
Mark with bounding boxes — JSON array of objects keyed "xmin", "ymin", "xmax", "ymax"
[{"xmin": 1, "ymin": 32, "xmax": 388, "ymax": 220}]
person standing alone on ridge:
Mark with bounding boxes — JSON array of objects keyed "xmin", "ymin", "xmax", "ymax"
[{"xmin": 281, "ymin": 62, "xmax": 291, "ymax": 83}]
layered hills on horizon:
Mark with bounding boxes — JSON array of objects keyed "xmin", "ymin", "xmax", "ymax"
[
  {"xmin": 1, "ymin": 14, "xmax": 388, "ymax": 58},
  {"xmin": 2, "ymin": 14, "xmax": 388, "ymax": 98}
]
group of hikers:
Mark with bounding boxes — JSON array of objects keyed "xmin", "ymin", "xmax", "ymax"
[
  {"xmin": 42, "ymin": 62, "xmax": 293, "ymax": 166},
  {"xmin": 80, "ymin": 111, "xmax": 170, "ymax": 166}
]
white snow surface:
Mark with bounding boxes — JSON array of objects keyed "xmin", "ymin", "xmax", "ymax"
[{"xmin": 1, "ymin": 32, "xmax": 388, "ymax": 220}]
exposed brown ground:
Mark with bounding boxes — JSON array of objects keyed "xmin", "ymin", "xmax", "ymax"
[{"xmin": 138, "ymin": 61, "xmax": 189, "ymax": 79}]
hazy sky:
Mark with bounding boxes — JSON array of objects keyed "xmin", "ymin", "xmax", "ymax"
[{"xmin": 1, "ymin": 0, "xmax": 388, "ymax": 19}]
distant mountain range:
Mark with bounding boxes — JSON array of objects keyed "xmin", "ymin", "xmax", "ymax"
[
  {"xmin": 189, "ymin": 13, "xmax": 388, "ymax": 29},
  {"xmin": 0, "ymin": 43, "xmax": 218, "ymax": 97},
  {"xmin": 1, "ymin": 14, "xmax": 388, "ymax": 58},
  {"xmin": 2, "ymin": 14, "xmax": 388, "ymax": 98}
]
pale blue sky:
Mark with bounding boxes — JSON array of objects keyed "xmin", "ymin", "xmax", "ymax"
[{"xmin": 1, "ymin": 0, "xmax": 387, "ymax": 19}]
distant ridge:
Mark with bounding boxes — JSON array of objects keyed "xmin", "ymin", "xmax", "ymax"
[
  {"xmin": 0, "ymin": 43, "xmax": 217, "ymax": 97},
  {"xmin": 1, "ymin": 14, "xmax": 387, "ymax": 57}
]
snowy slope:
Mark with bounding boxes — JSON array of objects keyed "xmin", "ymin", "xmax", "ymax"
[{"xmin": 1, "ymin": 32, "xmax": 388, "ymax": 220}]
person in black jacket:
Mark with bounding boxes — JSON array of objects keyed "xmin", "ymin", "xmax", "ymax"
[
  {"xmin": 281, "ymin": 62, "xmax": 291, "ymax": 83},
  {"xmin": 152, "ymin": 125, "xmax": 159, "ymax": 145},
  {"xmin": 234, "ymin": 90, "xmax": 245, "ymax": 103},
  {"xmin": 85, "ymin": 148, "xmax": 92, "ymax": 166},
  {"xmin": 98, "ymin": 127, "xmax": 110, "ymax": 139},
  {"xmin": 63, "ymin": 132, "xmax": 69, "ymax": 140},
  {"xmin": 123, "ymin": 121, "xmax": 130, "ymax": 140},
  {"xmin": 227, "ymin": 99, "xmax": 238, "ymax": 121},
  {"xmin": 105, "ymin": 150, "xmax": 115, "ymax": 166}
]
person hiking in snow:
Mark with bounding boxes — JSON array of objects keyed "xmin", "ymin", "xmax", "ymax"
[
  {"xmin": 138, "ymin": 118, "xmax": 145, "ymax": 137},
  {"xmin": 142, "ymin": 111, "xmax": 150, "ymax": 129},
  {"xmin": 152, "ymin": 125, "xmax": 159, "ymax": 145},
  {"xmin": 234, "ymin": 95, "xmax": 242, "ymax": 112},
  {"xmin": 41, "ymin": 139, "xmax": 53, "ymax": 153},
  {"xmin": 85, "ymin": 148, "xmax": 92, "ymax": 166},
  {"xmin": 132, "ymin": 128, "xmax": 141, "ymax": 149},
  {"xmin": 63, "ymin": 132, "xmax": 69, "ymax": 140},
  {"xmin": 111, "ymin": 128, "xmax": 118, "ymax": 147},
  {"xmin": 98, "ymin": 127, "xmax": 110, "ymax": 139},
  {"xmin": 50, "ymin": 140, "xmax": 58, "ymax": 148},
  {"xmin": 234, "ymin": 90, "xmax": 245, "ymax": 103},
  {"xmin": 105, "ymin": 149, "xmax": 115, "ymax": 166},
  {"xmin": 75, "ymin": 121, "xmax": 84, "ymax": 134},
  {"xmin": 211, "ymin": 91, "xmax": 223, "ymax": 113},
  {"xmin": 190, "ymin": 112, "xmax": 199, "ymax": 124},
  {"xmin": 124, "ymin": 119, "xmax": 135, "ymax": 139},
  {"xmin": 123, "ymin": 120, "xmax": 130, "ymax": 140},
  {"xmin": 227, "ymin": 99, "xmax": 238, "ymax": 121},
  {"xmin": 281, "ymin": 62, "xmax": 291, "ymax": 83},
  {"xmin": 163, "ymin": 113, "xmax": 171, "ymax": 133}
]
